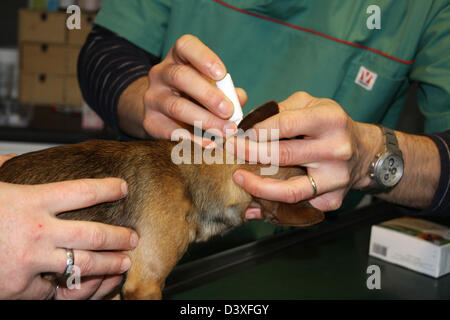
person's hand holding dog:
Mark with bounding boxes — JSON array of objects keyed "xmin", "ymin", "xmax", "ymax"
[
  {"xmin": 233, "ymin": 91, "xmax": 440, "ymax": 219},
  {"xmin": 233, "ymin": 91, "xmax": 379, "ymax": 217},
  {"xmin": 0, "ymin": 161, "xmax": 139, "ymax": 300}
]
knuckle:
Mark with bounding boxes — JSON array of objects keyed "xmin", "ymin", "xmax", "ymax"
[
  {"xmin": 89, "ymin": 227, "xmax": 107, "ymax": 250},
  {"xmin": 205, "ymin": 87, "xmax": 223, "ymax": 109},
  {"xmin": 166, "ymin": 97, "xmax": 184, "ymax": 118},
  {"xmin": 62, "ymin": 229, "xmax": 78, "ymax": 247},
  {"xmin": 143, "ymin": 89, "xmax": 154, "ymax": 106},
  {"xmin": 279, "ymin": 145, "xmax": 294, "ymax": 165},
  {"xmin": 168, "ymin": 64, "xmax": 187, "ymax": 86},
  {"xmin": 203, "ymin": 115, "xmax": 221, "ymax": 131},
  {"xmin": 150, "ymin": 61, "xmax": 165, "ymax": 74},
  {"xmin": 110, "ymin": 257, "xmax": 125, "ymax": 274},
  {"xmin": 336, "ymin": 140, "xmax": 353, "ymax": 161},
  {"xmin": 71, "ymin": 180, "xmax": 97, "ymax": 205},
  {"xmin": 143, "ymin": 109, "xmax": 157, "ymax": 125},
  {"xmin": 333, "ymin": 109, "xmax": 350, "ymax": 129},
  {"xmin": 175, "ymin": 34, "xmax": 197, "ymax": 52},
  {"xmin": 148, "ymin": 63, "xmax": 159, "ymax": 80},
  {"xmin": 285, "ymin": 186, "xmax": 302, "ymax": 204},
  {"xmin": 148, "ymin": 64, "xmax": 166, "ymax": 87},
  {"xmin": 80, "ymin": 182, "xmax": 98, "ymax": 206},
  {"xmin": 293, "ymin": 91, "xmax": 309, "ymax": 99},
  {"xmin": 279, "ymin": 113, "xmax": 296, "ymax": 137},
  {"xmin": 78, "ymin": 254, "xmax": 94, "ymax": 275},
  {"xmin": 323, "ymin": 98, "xmax": 337, "ymax": 106},
  {"xmin": 142, "ymin": 112, "xmax": 164, "ymax": 139}
]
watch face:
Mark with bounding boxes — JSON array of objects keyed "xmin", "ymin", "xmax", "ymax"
[{"xmin": 375, "ymin": 153, "xmax": 404, "ymax": 187}]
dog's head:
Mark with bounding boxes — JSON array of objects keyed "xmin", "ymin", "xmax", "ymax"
[{"xmin": 180, "ymin": 100, "xmax": 324, "ymax": 242}]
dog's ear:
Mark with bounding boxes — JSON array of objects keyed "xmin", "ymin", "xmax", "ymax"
[
  {"xmin": 271, "ymin": 202, "xmax": 325, "ymax": 227},
  {"xmin": 258, "ymin": 199, "xmax": 325, "ymax": 227},
  {"xmin": 238, "ymin": 101, "xmax": 279, "ymax": 131}
]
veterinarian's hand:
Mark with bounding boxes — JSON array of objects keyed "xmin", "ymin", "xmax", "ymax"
[
  {"xmin": 0, "ymin": 178, "xmax": 139, "ymax": 300},
  {"xmin": 142, "ymin": 34, "xmax": 247, "ymax": 140},
  {"xmin": 233, "ymin": 91, "xmax": 383, "ymax": 215}
]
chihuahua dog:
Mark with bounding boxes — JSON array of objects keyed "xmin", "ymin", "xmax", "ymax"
[{"xmin": 0, "ymin": 102, "xmax": 324, "ymax": 299}]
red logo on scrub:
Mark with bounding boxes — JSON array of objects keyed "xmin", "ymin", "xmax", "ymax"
[{"xmin": 355, "ymin": 66, "xmax": 378, "ymax": 91}]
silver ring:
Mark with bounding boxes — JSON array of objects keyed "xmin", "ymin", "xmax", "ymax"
[
  {"xmin": 62, "ymin": 248, "xmax": 75, "ymax": 277},
  {"xmin": 308, "ymin": 174, "xmax": 318, "ymax": 197}
]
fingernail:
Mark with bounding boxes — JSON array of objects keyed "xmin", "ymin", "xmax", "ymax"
[
  {"xmin": 246, "ymin": 207, "xmax": 261, "ymax": 220},
  {"xmin": 120, "ymin": 257, "xmax": 131, "ymax": 273},
  {"xmin": 233, "ymin": 173, "xmax": 244, "ymax": 186},
  {"xmin": 121, "ymin": 182, "xmax": 128, "ymax": 197},
  {"xmin": 223, "ymin": 122, "xmax": 237, "ymax": 137},
  {"xmin": 211, "ymin": 62, "xmax": 224, "ymax": 80},
  {"xmin": 130, "ymin": 231, "xmax": 139, "ymax": 248},
  {"xmin": 219, "ymin": 100, "xmax": 232, "ymax": 118}
]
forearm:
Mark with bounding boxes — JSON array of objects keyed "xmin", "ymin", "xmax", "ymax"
[
  {"xmin": 377, "ymin": 132, "xmax": 440, "ymax": 207},
  {"xmin": 117, "ymin": 76, "xmax": 149, "ymax": 139},
  {"xmin": 78, "ymin": 24, "xmax": 159, "ymax": 137},
  {"xmin": 354, "ymin": 123, "xmax": 441, "ymax": 209}
]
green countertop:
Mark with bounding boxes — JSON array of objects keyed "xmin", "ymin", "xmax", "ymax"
[{"xmin": 166, "ymin": 205, "xmax": 450, "ymax": 300}]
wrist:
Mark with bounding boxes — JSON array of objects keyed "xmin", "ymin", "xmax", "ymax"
[
  {"xmin": 117, "ymin": 77, "xmax": 150, "ymax": 139},
  {"xmin": 352, "ymin": 122, "xmax": 384, "ymax": 189}
]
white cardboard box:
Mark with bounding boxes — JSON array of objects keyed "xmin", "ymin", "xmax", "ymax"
[{"xmin": 369, "ymin": 217, "xmax": 450, "ymax": 278}]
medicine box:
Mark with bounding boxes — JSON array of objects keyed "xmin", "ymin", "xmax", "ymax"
[{"xmin": 369, "ymin": 217, "xmax": 450, "ymax": 278}]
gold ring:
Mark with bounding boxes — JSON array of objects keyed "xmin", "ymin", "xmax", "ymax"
[{"xmin": 308, "ymin": 174, "xmax": 318, "ymax": 197}]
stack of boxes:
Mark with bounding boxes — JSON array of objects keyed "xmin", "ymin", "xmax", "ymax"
[{"xmin": 18, "ymin": 9, "xmax": 95, "ymax": 107}]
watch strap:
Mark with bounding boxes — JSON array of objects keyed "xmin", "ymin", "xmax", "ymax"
[
  {"xmin": 380, "ymin": 125, "xmax": 402, "ymax": 156},
  {"xmin": 363, "ymin": 125, "xmax": 402, "ymax": 194}
]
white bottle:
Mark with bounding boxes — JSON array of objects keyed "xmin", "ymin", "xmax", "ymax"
[{"xmin": 216, "ymin": 73, "xmax": 243, "ymax": 125}]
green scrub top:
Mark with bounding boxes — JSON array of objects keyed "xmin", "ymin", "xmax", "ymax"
[
  {"xmin": 94, "ymin": 0, "xmax": 450, "ymax": 247},
  {"xmin": 96, "ymin": 0, "xmax": 450, "ymax": 133}
]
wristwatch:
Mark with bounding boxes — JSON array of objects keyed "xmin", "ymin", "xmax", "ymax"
[{"xmin": 365, "ymin": 125, "xmax": 404, "ymax": 193}]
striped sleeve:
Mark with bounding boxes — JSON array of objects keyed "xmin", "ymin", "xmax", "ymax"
[{"xmin": 77, "ymin": 24, "xmax": 160, "ymax": 134}]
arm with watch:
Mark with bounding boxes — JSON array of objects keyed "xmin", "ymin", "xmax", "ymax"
[
  {"xmin": 357, "ymin": 124, "xmax": 449, "ymax": 215},
  {"xmin": 231, "ymin": 93, "xmax": 449, "ymax": 217}
]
